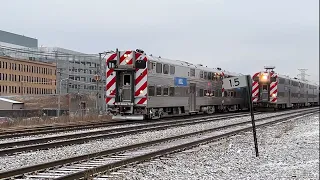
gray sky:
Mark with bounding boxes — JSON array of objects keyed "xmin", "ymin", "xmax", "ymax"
[{"xmin": 1, "ymin": 0, "xmax": 319, "ymax": 83}]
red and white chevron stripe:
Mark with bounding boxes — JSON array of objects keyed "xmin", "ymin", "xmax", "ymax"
[
  {"xmin": 269, "ymin": 72, "xmax": 278, "ymax": 103},
  {"xmin": 134, "ymin": 56, "xmax": 148, "ymax": 105},
  {"xmin": 252, "ymin": 72, "xmax": 260, "ymax": 102},
  {"xmin": 106, "ymin": 53, "xmax": 117, "ymax": 105},
  {"xmin": 220, "ymin": 72, "xmax": 225, "ymax": 97}
]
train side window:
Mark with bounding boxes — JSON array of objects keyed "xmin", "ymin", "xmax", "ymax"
[
  {"xmin": 156, "ymin": 87, "xmax": 162, "ymax": 96},
  {"xmin": 190, "ymin": 69, "xmax": 195, "ymax": 77},
  {"xmin": 204, "ymin": 72, "xmax": 208, "ymax": 79},
  {"xmin": 163, "ymin": 64, "xmax": 169, "ymax": 74},
  {"xmin": 279, "ymin": 78, "xmax": 285, "ymax": 84},
  {"xmin": 156, "ymin": 63, "xmax": 162, "ymax": 73},
  {"xmin": 163, "ymin": 87, "xmax": 169, "ymax": 96},
  {"xmin": 148, "ymin": 86, "xmax": 155, "ymax": 96},
  {"xmin": 200, "ymin": 71, "xmax": 203, "ymax": 78},
  {"xmin": 208, "ymin": 72, "xmax": 212, "ymax": 80},
  {"xmin": 199, "ymin": 89, "xmax": 204, "ymax": 97},
  {"xmin": 169, "ymin": 87, "xmax": 175, "ymax": 96},
  {"xmin": 170, "ymin": 65, "xmax": 175, "ymax": 75},
  {"xmin": 224, "ymin": 91, "xmax": 227, "ymax": 97}
]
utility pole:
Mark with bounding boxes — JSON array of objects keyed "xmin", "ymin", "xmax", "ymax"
[
  {"xmin": 94, "ymin": 53, "xmax": 102, "ymax": 114},
  {"xmin": 57, "ymin": 70, "xmax": 61, "ymax": 117},
  {"xmin": 298, "ymin": 69, "xmax": 309, "ymax": 81}
]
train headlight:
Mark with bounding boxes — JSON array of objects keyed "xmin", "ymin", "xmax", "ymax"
[
  {"xmin": 125, "ymin": 59, "xmax": 130, "ymax": 63},
  {"xmin": 206, "ymin": 93, "xmax": 210, "ymax": 96},
  {"xmin": 140, "ymin": 90, "xmax": 144, "ymax": 94},
  {"xmin": 210, "ymin": 93, "xmax": 213, "ymax": 96},
  {"xmin": 272, "ymin": 93, "xmax": 276, "ymax": 97},
  {"xmin": 124, "ymin": 54, "xmax": 131, "ymax": 58},
  {"xmin": 259, "ymin": 73, "xmax": 269, "ymax": 82}
]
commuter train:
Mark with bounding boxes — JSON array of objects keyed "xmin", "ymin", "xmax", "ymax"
[
  {"xmin": 252, "ymin": 66, "xmax": 319, "ymax": 110},
  {"xmin": 105, "ymin": 49, "xmax": 248, "ymax": 120}
]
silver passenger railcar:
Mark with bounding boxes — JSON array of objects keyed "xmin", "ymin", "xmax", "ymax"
[
  {"xmin": 252, "ymin": 66, "xmax": 319, "ymax": 110},
  {"xmin": 106, "ymin": 49, "xmax": 247, "ymax": 120}
]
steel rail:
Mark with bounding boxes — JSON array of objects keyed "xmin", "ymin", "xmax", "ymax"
[{"xmin": 0, "ymin": 108, "xmax": 317, "ymax": 180}]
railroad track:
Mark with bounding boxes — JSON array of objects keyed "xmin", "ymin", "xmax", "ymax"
[
  {"xmin": 0, "ymin": 111, "xmax": 250, "ymax": 139},
  {"xmin": 0, "ymin": 108, "xmax": 317, "ymax": 180},
  {"xmin": 0, "ymin": 111, "xmax": 263, "ymax": 156}
]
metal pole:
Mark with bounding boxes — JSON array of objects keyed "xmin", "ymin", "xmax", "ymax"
[{"xmin": 246, "ymin": 75, "xmax": 259, "ymax": 157}]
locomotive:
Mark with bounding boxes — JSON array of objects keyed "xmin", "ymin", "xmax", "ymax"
[
  {"xmin": 252, "ymin": 66, "xmax": 319, "ymax": 110},
  {"xmin": 105, "ymin": 49, "xmax": 248, "ymax": 120}
]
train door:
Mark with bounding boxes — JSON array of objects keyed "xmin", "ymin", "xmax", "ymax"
[
  {"xmin": 261, "ymin": 84, "xmax": 269, "ymax": 101},
  {"xmin": 119, "ymin": 73, "xmax": 132, "ymax": 102},
  {"xmin": 189, "ymin": 83, "xmax": 196, "ymax": 112}
]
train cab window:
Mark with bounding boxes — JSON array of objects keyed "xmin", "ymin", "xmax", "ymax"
[
  {"xmin": 148, "ymin": 86, "xmax": 155, "ymax": 96},
  {"xmin": 135, "ymin": 60, "xmax": 146, "ymax": 69},
  {"xmin": 204, "ymin": 72, "xmax": 208, "ymax": 79},
  {"xmin": 190, "ymin": 69, "xmax": 195, "ymax": 77},
  {"xmin": 262, "ymin": 85, "xmax": 268, "ymax": 90},
  {"xmin": 170, "ymin": 65, "xmax": 175, "ymax": 75},
  {"xmin": 163, "ymin": 64, "xmax": 169, "ymax": 74},
  {"xmin": 200, "ymin": 71, "xmax": 203, "ymax": 78},
  {"xmin": 169, "ymin": 87, "xmax": 175, "ymax": 96},
  {"xmin": 156, "ymin": 87, "xmax": 162, "ymax": 96},
  {"xmin": 156, "ymin": 63, "xmax": 162, "ymax": 73},
  {"xmin": 163, "ymin": 87, "xmax": 169, "ymax": 96},
  {"xmin": 123, "ymin": 75, "xmax": 131, "ymax": 85}
]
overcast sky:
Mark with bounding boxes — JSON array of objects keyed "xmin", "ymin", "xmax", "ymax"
[{"xmin": 1, "ymin": 0, "xmax": 319, "ymax": 83}]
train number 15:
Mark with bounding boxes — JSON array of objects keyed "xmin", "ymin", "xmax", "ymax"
[{"xmin": 229, "ymin": 78, "xmax": 240, "ymax": 87}]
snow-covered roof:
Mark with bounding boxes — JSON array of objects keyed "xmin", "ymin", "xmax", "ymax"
[{"xmin": 0, "ymin": 97, "xmax": 23, "ymax": 104}]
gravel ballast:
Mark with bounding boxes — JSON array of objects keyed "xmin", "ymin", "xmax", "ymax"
[
  {"xmin": 0, "ymin": 113, "xmax": 286, "ymax": 172},
  {"xmin": 108, "ymin": 114, "xmax": 319, "ymax": 180}
]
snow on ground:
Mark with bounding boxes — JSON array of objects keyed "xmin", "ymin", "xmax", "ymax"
[
  {"xmin": 110, "ymin": 114, "xmax": 319, "ymax": 180},
  {"xmin": 0, "ymin": 113, "xmax": 284, "ymax": 172}
]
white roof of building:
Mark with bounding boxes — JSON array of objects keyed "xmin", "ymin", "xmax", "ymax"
[{"xmin": 0, "ymin": 97, "xmax": 23, "ymax": 104}]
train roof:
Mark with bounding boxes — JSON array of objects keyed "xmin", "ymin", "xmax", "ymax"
[
  {"xmin": 275, "ymin": 73, "xmax": 318, "ymax": 86},
  {"xmin": 146, "ymin": 54, "xmax": 242, "ymax": 77}
]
